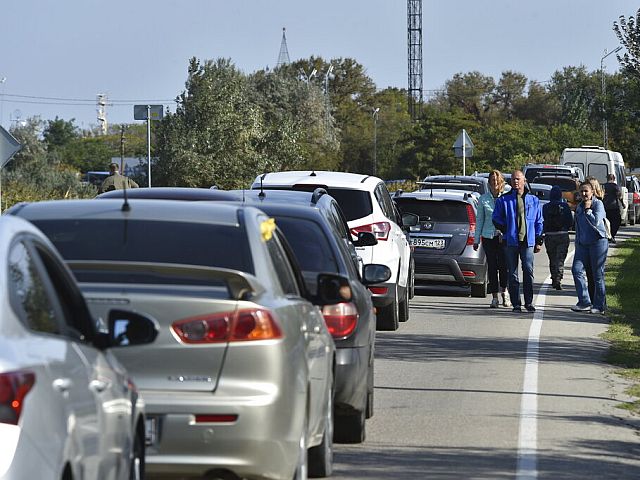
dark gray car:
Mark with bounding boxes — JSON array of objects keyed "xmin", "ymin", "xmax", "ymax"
[{"xmin": 394, "ymin": 190, "xmax": 488, "ymax": 297}]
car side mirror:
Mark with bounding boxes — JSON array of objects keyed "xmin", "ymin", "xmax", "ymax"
[
  {"xmin": 107, "ymin": 310, "xmax": 159, "ymax": 347},
  {"xmin": 361, "ymin": 264, "xmax": 392, "ymax": 285},
  {"xmin": 316, "ymin": 273, "xmax": 353, "ymax": 305},
  {"xmin": 401, "ymin": 212, "xmax": 419, "ymax": 228},
  {"xmin": 352, "ymin": 231, "xmax": 378, "ymax": 247}
]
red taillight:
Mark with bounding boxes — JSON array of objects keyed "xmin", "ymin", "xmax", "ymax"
[
  {"xmin": 350, "ymin": 222, "xmax": 391, "ymax": 241},
  {"xmin": 465, "ymin": 204, "xmax": 476, "ymax": 246},
  {"xmin": 633, "ymin": 192, "xmax": 640, "ymax": 204},
  {"xmin": 194, "ymin": 414, "xmax": 238, "ymax": 423},
  {"xmin": 368, "ymin": 286, "xmax": 388, "ymax": 295},
  {"xmin": 0, "ymin": 370, "xmax": 35, "ymax": 425},
  {"xmin": 461, "ymin": 270, "xmax": 476, "ymax": 278},
  {"xmin": 322, "ymin": 303, "xmax": 359, "ymax": 338},
  {"xmin": 172, "ymin": 309, "xmax": 282, "ymax": 344}
]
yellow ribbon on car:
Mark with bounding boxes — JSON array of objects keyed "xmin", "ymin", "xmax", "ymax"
[{"xmin": 260, "ymin": 218, "xmax": 276, "ymax": 242}]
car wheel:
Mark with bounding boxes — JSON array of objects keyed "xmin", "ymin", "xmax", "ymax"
[
  {"xmin": 129, "ymin": 428, "xmax": 145, "ymax": 480},
  {"xmin": 365, "ymin": 361, "xmax": 374, "ymax": 419},
  {"xmin": 376, "ymin": 300, "xmax": 399, "ymax": 330},
  {"xmin": 293, "ymin": 408, "xmax": 309, "ymax": 480},
  {"xmin": 308, "ymin": 379, "xmax": 334, "ymax": 478},
  {"xmin": 334, "ymin": 408, "xmax": 366, "ymax": 444},
  {"xmin": 470, "ymin": 279, "xmax": 487, "ymax": 298},
  {"xmin": 398, "ymin": 293, "xmax": 409, "ymax": 323}
]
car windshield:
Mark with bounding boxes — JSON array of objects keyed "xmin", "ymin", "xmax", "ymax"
[
  {"xmin": 395, "ymin": 198, "xmax": 469, "ymax": 222},
  {"xmin": 532, "ymin": 177, "xmax": 578, "ymax": 191},
  {"xmin": 31, "ymin": 219, "xmax": 254, "ymax": 283},
  {"xmin": 525, "ymin": 168, "xmax": 576, "ymax": 183}
]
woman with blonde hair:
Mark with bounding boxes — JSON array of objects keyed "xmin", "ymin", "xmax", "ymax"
[{"xmin": 474, "ymin": 169, "xmax": 510, "ymax": 307}]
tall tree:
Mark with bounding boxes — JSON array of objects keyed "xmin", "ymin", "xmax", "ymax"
[
  {"xmin": 443, "ymin": 71, "xmax": 496, "ymax": 123},
  {"xmin": 614, "ymin": 9, "xmax": 640, "ymax": 79},
  {"xmin": 493, "ymin": 71, "xmax": 528, "ymax": 120},
  {"xmin": 43, "ymin": 117, "xmax": 79, "ymax": 151}
]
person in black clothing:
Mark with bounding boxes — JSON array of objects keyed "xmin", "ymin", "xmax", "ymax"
[
  {"xmin": 542, "ymin": 186, "xmax": 574, "ymax": 290},
  {"xmin": 603, "ymin": 173, "xmax": 624, "ymax": 242}
]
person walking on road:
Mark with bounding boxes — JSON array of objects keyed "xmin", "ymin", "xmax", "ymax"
[
  {"xmin": 543, "ymin": 185, "xmax": 573, "ymax": 290},
  {"xmin": 99, "ymin": 163, "xmax": 139, "ymax": 194},
  {"xmin": 603, "ymin": 173, "xmax": 624, "ymax": 243},
  {"xmin": 492, "ymin": 170, "xmax": 544, "ymax": 313},
  {"xmin": 571, "ymin": 181, "xmax": 609, "ymax": 314},
  {"xmin": 474, "ymin": 169, "xmax": 510, "ymax": 308},
  {"xmin": 585, "ymin": 176, "xmax": 605, "ymax": 300}
]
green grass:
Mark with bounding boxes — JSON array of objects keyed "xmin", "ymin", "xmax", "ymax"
[{"xmin": 603, "ymin": 236, "xmax": 640, "ymax": 414}]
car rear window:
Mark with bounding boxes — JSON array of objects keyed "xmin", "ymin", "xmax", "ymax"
[
  {"xmin": 420, "ymin": 180, "xmax": 485, "ymax": 194},
  {"xmin": 532, "ymin": 177, "xmax": 578, "ymax": 191},
  {"xmin": 525, "ymin": 168, "xmax": 576, "ymax": 183},
  {"xmin": 31, "ymin": 219, "xmax": 254, "ymax": 282},
  {"xmin": 395, "ymin": 198, "xmax": 469, "ymax": 222},
  {"xmin": 274, "ymin": 217, "xmax": 339, "ymax": 274}
]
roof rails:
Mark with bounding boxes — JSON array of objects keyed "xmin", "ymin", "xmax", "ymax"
[
  {"xmin": 360, "ymin": 176, "xmax": 371, "ymax": 183},
  {"xmin": 311, "ymin": 187, "xmax": 327, "ymax": 205},
  {"xmin": 579, "ymin": 145, "xmax": 604, "ymax": 149}
]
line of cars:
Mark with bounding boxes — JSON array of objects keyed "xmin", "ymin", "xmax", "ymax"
[{"xmin": 1, "ymin": 171, "xmax": 419, "ymax": 480}]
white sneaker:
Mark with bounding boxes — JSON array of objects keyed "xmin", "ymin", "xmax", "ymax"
[
  {"xmin": 571, "ymin": 304, "xmax": 591, "ymax": 312},
  {"xmin": 502, "ymin": 293, "xmax": 511, "ymax": 308},
  {"xmin": 590, "ymin": 308, "xmax": 604, "ymax": 315}
]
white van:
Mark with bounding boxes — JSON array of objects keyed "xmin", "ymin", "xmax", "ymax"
[{"xmin": 559, "ymin": 146, "xmax": 629, "ymax": 224}]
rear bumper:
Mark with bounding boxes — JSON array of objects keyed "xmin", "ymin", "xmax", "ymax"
[{"xmin": 413, "ymin": 254, "xmax": 487, "ymax": 285}]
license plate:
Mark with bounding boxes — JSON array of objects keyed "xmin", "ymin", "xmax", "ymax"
[
  {"xmin": 145, "ymin": 417, "xmax": 158, "ymax": 446},
  {"xmin": 410, "ymin": 237, "xmax": 445, "ymax": 249}
]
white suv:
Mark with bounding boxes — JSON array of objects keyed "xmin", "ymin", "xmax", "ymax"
[{"xmin": 252, "ymin": 171, "xmax": 413, "ymax": 331}]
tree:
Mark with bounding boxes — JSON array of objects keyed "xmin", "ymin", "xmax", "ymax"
[
  {"xmin": 547, "ymin": 66, "xmax": 599, "ymax": 129},
  {"xmin": 443, "ymin": 71, "xmax": 496, "ymax": 123},
  {"xmin": 43, "ymin": 117, "xmax": 79, "ymax": 151},
  {"xmin": 614, "ymin": 9, "xmax": 640, "ymax": 79},
  {"xmin": 493, "ymin": 71, "xmax": 528, "ymax": 120}
]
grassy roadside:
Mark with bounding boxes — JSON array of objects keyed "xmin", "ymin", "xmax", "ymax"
[{"xmin": 603, "ymin": 236, "xmax": 640, "ymax": 414}]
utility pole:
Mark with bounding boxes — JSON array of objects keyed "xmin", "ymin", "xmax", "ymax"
[
  {"xmin": 96, "ymin": 93, "xmax": 108, "ymax": 135},
  {"xmin": 600, "ymin": 46, "xmax": 622, "ymax": 149},
  {"xmin": 119, "ymin": 125, "xmax": 126, "ymax": 172},
  {"xmin": 372, "ymin": 107, "xmax": 380, "ymax": 176}
]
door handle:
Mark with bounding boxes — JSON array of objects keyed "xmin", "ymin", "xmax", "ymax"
[
  {"xmin": 313, "ymin": 325, "xmax": 321, "ymax": 333},
  {"xmin": 89, "ymin": 379, "xmax": 110, "ymax": 393},
  {"xmin": 53, "ymin": 378, "xmax": 72, "ymax": 393}
]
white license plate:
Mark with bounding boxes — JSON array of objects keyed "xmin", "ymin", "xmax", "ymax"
[
  {"xmin": 145, "ymin": 417, "xmax": 158, "ymax": 446},
  {"xmin": 410, "ymin": 237, "xmax": 446, "ymax": 249}
]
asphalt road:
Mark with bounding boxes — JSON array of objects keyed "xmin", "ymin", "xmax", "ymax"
[{"xmin": 332, "ymin": 226, "xmax": 640, "ymax": 479}]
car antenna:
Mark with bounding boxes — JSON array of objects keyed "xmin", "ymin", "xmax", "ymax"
[
  {"xmin": 310, "ymin": 170, "xmax": 317, "ymax": 177},
  {"xmin": 259, "ymin": 173, "xmax": 266, "ymax": 198}
]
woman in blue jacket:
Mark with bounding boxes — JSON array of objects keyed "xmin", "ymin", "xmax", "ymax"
[
  {"xmin": 474, "ymin": 170, "xmax": 510, "ymax": 308},
  {"xmin": 571, "ymin": 181, "xmax": 608, "ymax": 314}
]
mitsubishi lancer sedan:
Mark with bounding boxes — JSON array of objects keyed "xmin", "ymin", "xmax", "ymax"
[{"xmin": 9, "ymin": 199, "xmax": 370, "ymax": 480}]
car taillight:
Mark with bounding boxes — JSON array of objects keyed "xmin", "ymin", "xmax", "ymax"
[
  {"xmin": 465, "ymin": 204, "xmax": 476, "ymax": 246},
  {"xmin": 322, "ymin": 302, "xmax": 359, "ymax": 338},
  {"xmin": 350, "ymin": 222, "xmax": 391, "ymax": 241},
  {"xmin": 368, "ymin": 286, "xmax": 388, "ymax": 295},
  {"xmin": 172, "ymin": 308, "xmax": 283, "ymax": 344},
  {"xmin": 634, "ymin": 192, "xmax": 640, "ymax": 204},
  {"xmin": 0, "ymin": 370, "xmax": 35, "ymax": 425}
]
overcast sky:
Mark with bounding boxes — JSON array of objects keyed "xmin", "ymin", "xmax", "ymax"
[{"xmin": 0, "ymin": 0, "xmax": 637, "ymax": 129}]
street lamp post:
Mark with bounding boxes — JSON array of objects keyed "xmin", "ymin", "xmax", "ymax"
[
  {"xmin": 601, "ymin": 46, "xmax": 622, "ymax": 149},
  {"xmin": 299, "ymin": 67, "xmax": 317, "ymax": 86},
  {"xmin": 372, "ymin": 107, "xmax": 380, "ymax": 176}
]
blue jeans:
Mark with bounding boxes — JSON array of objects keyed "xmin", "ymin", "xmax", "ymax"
[
  {"xmin": 505, "ymin": 244, "xmax": 535, "ymax": 307},
  {"xmin": 572, "ymin": 238, "xmax": 608, "ymax": 310}
]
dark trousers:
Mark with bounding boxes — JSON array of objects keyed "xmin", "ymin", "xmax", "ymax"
[
  {"xmin": 544, "ymin": 233, "xmax": 570, "ymax": 284},
  {"xmin": 482, "ymin": 236, "xmax": 507, "ymax": 294},
  {"xmin": 606, "ymin": 208, "xmax": 622, "ymax": 238}
]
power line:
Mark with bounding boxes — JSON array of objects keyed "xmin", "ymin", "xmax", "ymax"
[{"xmin": 0, "ymin": 92, "xmax": 177, "ymax": 106}]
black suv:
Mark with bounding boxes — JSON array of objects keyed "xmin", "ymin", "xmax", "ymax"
[
  {"xmin": 522, "ymin": 164, "xmax": 585, "ymax": 184},
  {"xmin": 394, "ymin": 189, "xmax": 488, "ymax": 297},
  {"xmin": 99, "ymin": 186, "xmax": 387, "ymax": 443}
]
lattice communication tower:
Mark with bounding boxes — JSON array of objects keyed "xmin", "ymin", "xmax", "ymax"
[
  {"xmin": 277, "ymin": 28, "xmax": 291, "ymax": 67},
  {"xmin": 407, "ymin": 0, "xmax": 423, "ymax": 119}
]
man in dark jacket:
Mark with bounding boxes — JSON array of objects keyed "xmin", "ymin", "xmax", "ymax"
[
  {"xmin": 603, "ymin": 173, "xmax": 623, "ymax": 242},
  {"xmin": 492, "ymin": 170, "xmax": 544, "ymax": 313},
  {"xmin": 543, "ymin": 185, "xmax": 574, "ymax": 290}
]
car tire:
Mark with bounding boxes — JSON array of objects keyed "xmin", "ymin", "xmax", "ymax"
[
  {"xmin": 334, "ymin": 409, "xmax": 366, "ymax": 444},
  {"xmin": 398, "ymin": 294, "xmax": 409, "ymax": 323},
  {"xmin": 365, "ymin": 361, "xmax": 374, "ymax": 419},
  {"xmin": 470, "ymin": 279, "xmax": 487, "ymax": 298},
  {"xmin": 308, "ymin": 379, "xmax": 334, "ymax": 478},
  {"xmin": 293, "ymin": 407, "xmax": 309, "ymax": 480},
  {"xmin": 376, "ymin": 300, "xmax": 399, "ymax": 331},
  {"xmin": 129, "ymin": 427, "xmax": 145, "ymax": 480}
]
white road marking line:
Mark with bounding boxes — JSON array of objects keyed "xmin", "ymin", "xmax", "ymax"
[{"xmin": 516, "ymin": 249, "xmax": 575, "ymax": 479}]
